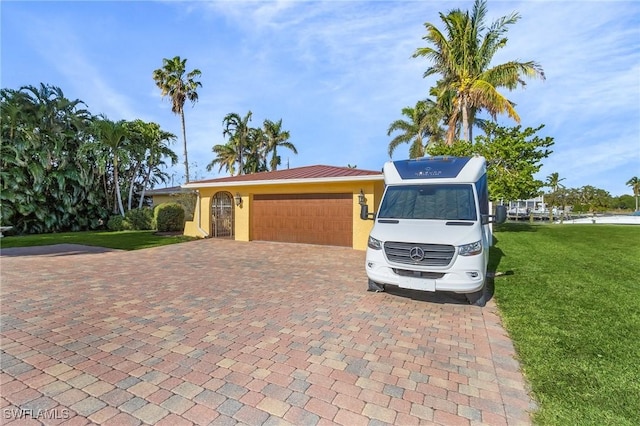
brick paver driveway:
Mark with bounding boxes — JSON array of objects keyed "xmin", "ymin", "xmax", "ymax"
[{"xmin": 1, "ymin": 239, "xmax": 534, "ymax": 425}]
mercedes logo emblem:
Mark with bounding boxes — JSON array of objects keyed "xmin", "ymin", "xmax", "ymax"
[{"xmin": 409, "ymin": 247, "xmax": 424, "ymax": 262}]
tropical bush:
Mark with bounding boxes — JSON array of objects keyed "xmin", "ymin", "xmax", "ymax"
[
  {"xmin": 154, "ymin": 202, "xmax": 185, "ymax": 232},
  {"xmin": 1, "ymin": 83, "xmax": 178, "ymax": 235},
  {"xmin": 107, "ymin": 215, "xmax": 128, "ymax": 231},
  {"xmin": 1, "ymin": 85, "xmax": 109, "ymax": 233},
  {"xmin": 173, "ymin": 192, "xmax": 197, "ymax": 221},
  {"xmin": 124, "ymin": 208, "xmax": 153, "ymax": 230}
]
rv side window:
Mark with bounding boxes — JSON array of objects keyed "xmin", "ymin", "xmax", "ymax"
[
  {"xmin": 378, "ymin": 184, "xmax": 477, "ymax": 221},
  {"xmin": 475, "ymin": 174, "xmax": 489, "ymax": 216}
]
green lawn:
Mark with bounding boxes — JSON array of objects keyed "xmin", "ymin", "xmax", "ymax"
[
  {"xmin": 0, "ymin": 230, "xmax": 196, "ymax": 251},
  {"xmin": 491, "ymin": 223, "xmax": 640, "ymax": 425}
]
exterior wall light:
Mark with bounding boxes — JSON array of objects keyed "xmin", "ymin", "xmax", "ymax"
[
  {"xmin": 358, "ymin": 189, "xmax": 366, "ymax": 205},
  {"xmin": 234, "ymin": 192, "xmax": 242, "ymax": 207}
]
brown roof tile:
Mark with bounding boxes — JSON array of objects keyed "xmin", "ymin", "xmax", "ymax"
[{"xmin": 186, "ymin": 165, "xmax": 382, "ymax": 185}]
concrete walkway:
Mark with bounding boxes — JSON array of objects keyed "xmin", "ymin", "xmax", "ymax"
[{"xmin": 0, "ymin": 239, "xmax": 535, "ymax": 425}]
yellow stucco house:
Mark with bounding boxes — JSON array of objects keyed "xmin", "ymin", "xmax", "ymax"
[
  {"xmin": 181, "ymin": 165, "xmax": 385, "ymax": 250},
  {"xmin": 144, "ymin": 186, "xmax": 193, "ymax": 207}
]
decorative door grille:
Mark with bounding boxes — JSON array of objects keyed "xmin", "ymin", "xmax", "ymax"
[{"xmin": 212, "ymin": 192, "xmax": 234, "ymax": 238}]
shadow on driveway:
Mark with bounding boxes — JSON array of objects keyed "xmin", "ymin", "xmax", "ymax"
[{"xmin": 0, "ymin": 243, "xmax": 120, "ymax": 257}]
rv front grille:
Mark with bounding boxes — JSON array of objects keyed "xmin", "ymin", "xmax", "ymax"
[
  {"xmin": 384, "ymin": 241, "xmax": 455, "ymax": 267},
  {"xmin": 393, "ymin": 269, "xmax": 445, "ymax": 279}
]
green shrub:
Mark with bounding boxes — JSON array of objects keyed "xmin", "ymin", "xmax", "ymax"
[
  {"xmin": 154, "ymin": 202, "xmax": 185, "ymax": 232},
  {"xmin": 107, "ymin": 215, "xmax": 129, "ymax": 231},
  {"xmin": 125, "ymin": 208, "xmax": 153, "ymax": 230},
  {"xmin": 173, "ymin": 192, "xmax": 197, "ymax": 221}
]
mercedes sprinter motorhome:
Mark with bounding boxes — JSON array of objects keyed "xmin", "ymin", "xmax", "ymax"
[{"xmin": 360, "ymin": 156, "xmax": 506, "ymax": 306}]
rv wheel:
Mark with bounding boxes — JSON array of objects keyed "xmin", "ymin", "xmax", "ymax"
[
  {"xmin": 466, "ymin": 287, "xmax": 487, "ymax": 307},
  {"xmin": 367, "ymin": 279, "xmax": 385, "ymax": 292}
]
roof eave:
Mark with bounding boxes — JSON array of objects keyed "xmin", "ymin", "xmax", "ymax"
[{"xmin": 182, "ymin": 174, "xmax": 384, "ymax": 189}]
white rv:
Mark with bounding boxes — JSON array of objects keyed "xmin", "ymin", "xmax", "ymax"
[{"xmin": 360, "ymin": 156, "xmax": 506, "ymax": 306}]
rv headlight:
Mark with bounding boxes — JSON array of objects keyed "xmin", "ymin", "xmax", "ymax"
[
  {"xmin": 368, "ymin": 236, "xmax": 382, "ymax": 250},
  {"xmin": 459, "ymin": 240, "xmax": 482, "ymax": 256}
]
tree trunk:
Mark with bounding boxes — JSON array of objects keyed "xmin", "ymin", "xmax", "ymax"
[
  {"xmin": 113, "ymin": 161, "xmax": 125, "ymax": 217},
  {"xmin": 102, "ymin": 173, "xmax": 111, "ymax": 211},
  {"xmin": 127, "ymin": 164, "xmax": 140, "ymax": 211},
  {"xmin": 461, "ymin": 96, "xmax": 470, "ymax": 142},
  {"xmin": 180, "ymin": 111, "xmax": 190, "ymax": 183},
  {"xmin": 446, "ymin": 116, "xmax": 457, "ymax": 146},
  {"xmin": 138, "ymin": 166, "xmax": 153, "ymax": 209},
  {"xmin": 238, "ymin": 141, "xmax": 243, "ymax": 176}
]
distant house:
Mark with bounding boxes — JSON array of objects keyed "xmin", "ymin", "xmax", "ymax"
[
  {"xmin": 144, "ymin": 186, "xmax": 194, "ymax": 207},
  {"xmin": 181, "ymin": 165, "xmax": 385, "ymax": 250},
  {"xmin": 507, "ymin": 196, "xmax": 546, "ymax": 217}
]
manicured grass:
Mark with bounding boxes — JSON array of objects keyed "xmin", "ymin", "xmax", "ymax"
[
  {"xmin": 0, "ymin": 230, "xmax": 196, "ymax": 251},
  {"xmin": 491, "ymin": 223, "xmax": 640, "ymax": 425}
]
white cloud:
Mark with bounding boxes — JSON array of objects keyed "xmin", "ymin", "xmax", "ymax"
[
  {"xmin": 2, "ymin": 0, "xmax": 638, "ymax": 193},
  {"xmin": 17, "ymin": 14, "xmax": 141, "ymax": 121}
]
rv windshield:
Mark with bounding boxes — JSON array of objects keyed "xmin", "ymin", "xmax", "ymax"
[{"xmin": 378, "ymin": 184, "xmax": 477, "ymax": 221}]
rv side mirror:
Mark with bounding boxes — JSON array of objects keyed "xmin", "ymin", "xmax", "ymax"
[
  {"xmin": 360, "ymin": 204, "xmax": 369, "ymax": 220},
  {"xmin": 495, "ymin": 205, "xmax": 507, "ymax": 224},
  {"xmin": 360, "ymin": 204, "xmax": 376, "ymax": 220}
]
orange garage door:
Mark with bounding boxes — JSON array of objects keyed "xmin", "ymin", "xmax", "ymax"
[{"xmin": 251, "ymin": 193, "xmax": 353, "ymax": 247}]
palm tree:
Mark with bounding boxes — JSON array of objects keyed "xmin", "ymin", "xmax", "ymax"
[
  {"xmin": 94, "ymin": 118, "xmax": 128, "ymax": 217},
  {"xmin": 221, "ymin": 111, "xmax": 253, "ymax": 175},
  {"xmin": 244, "ymin": 127, "xmax": 268, "ymax": 174},
  {"xmin": 627, "ymin": 176, "xmax": 640, "ymax": 211},
  {"xmin": 387, "ymin": 99, "xmax": 443, "ymax": 158},
  {"xmin": 207, "ymin": 142, "xmax": 238, "ymax": 176},
  {"xmin": 413, "ymin": 0, "xmax": 545, "ymax": 144},
  {"xmin": 262, "ymin": 119, "xmax": 297, "ymax": 171},
  {"xmin": 546, "ymin": 172, "xmax": 565, "ymax": 193},
  {"xmin": 128, "ymin": 121, "xmax": 178, "ymax": 209},
  {"xmin": 152, "ymin": 56, "xmax": 202, "ymax": 183},
  {"xmin": 545, "ymin": 172, "xmax": 566, "ymax": 221}
]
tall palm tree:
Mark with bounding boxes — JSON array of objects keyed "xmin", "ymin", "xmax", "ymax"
[
  {"xmin": 627, "ymin": 176, "xmax": 640, "ymax": 211},
  {"xmin": 207, "ymin": 142, "xmax": 238, "ymax": 176},
  {"xmin": 545, "ymin": 172, "xmax": 566, "ymax": 221},
  {"xmin": 93, "ymin": 119, "xmax": 128, "ymax": 217},
  {"xmin": 262, "ymin": 119, "xmax": 297, "ymax": 171},
  {"xmin": 152, "ymin": 56, "xmax": 202, "ymax": 183},
  {"xmin": 126, "ymin": 121, "xmax": 178, "ymax": 209},
  {"xmin": 244, "ymin": 127, "xmax": 268, "ymax": 174},
  {"xmin": 413, "ymin": 0, "xmax": 545, "ymax": 144},
  {"xmin": 387, "ymin": 99, "xmax": 444, "ymax": 158},
  {"xmin": 221, "ymin": 111, "xmax": 253, "ymax": 175},
  {"xmin": 546, "ymin": 172, "xmax": 566, "ymax": 193}
]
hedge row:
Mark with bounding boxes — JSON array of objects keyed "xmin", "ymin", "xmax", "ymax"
[{"xmin": 106, "ymin": 203, "xmax": 185, "ymax": 232}]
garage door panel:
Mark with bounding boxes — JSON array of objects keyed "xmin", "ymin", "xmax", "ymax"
[{"xmin": 252, "ymin": 193, "xmax": 353, "ymax": 247}]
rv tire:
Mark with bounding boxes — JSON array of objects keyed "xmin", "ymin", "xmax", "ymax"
[
  {"xmin": 367, "ymin": 279, "xmax": 385, "ymax": 292},
  {"xmin": 466, "ymin": 286, "xmax": 487, "ymax": 307}
]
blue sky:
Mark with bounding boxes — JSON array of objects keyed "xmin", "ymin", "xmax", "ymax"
[{"xmin": 2, "ymin": 0, "xmax": 639, "ymax": 196}]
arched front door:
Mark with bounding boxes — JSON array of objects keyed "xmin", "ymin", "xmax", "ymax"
[{"xmin": 211, "ymin": 192, "xmax": 234, "ymax": 238}]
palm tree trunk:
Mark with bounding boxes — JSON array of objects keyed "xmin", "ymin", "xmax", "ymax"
[
  {"xmin": 271, "ymin": 147, "xmax": 278, "ymax": 171},
  {"xmin": 446, "ymin": 116, "xmax": 457, "ymax": 146},
  {"xmin": 180, "ymin": 111, "xmax": 190, "ymax": 183},
  {"xmin": 113, "ymin": 161, "xmax": 125, "ymax": 217},
  {"xmin": 127, "ymin": 164, "xmax": 139, "ymax": 211},
  {"xmin": 102, "ymin": 174, "xmax": 111, "ymax": 211},
  {"xmin": 462, "ymin": 97, "xmax": 470, "ymax": 142},
  {"xmin": 138, "ymin": 167, "xmax": 153, "ymax": 209}
]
